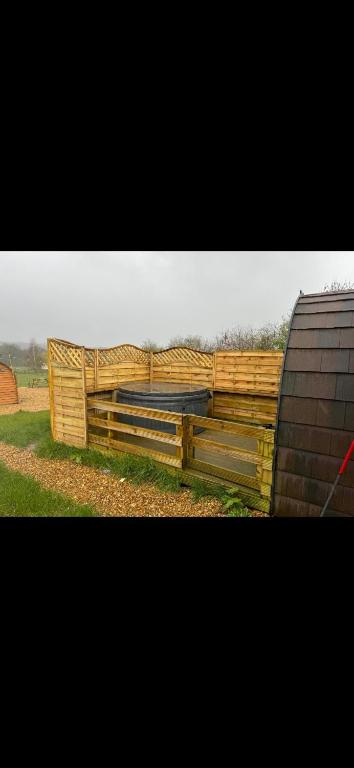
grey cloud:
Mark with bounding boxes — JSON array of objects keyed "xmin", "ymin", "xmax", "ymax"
[{"xmin": 0, "ymin": 251, "xmax": 353, "ymax": 347}]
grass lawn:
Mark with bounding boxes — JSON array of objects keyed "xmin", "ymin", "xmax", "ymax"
[
  {"xmin": 0, "ymin": 461, "xmax": 94, "ymax": 516},
  {"xmin": 0, "ymin": 410, "xmax": 51, "ymax": 448},
  {"xmin": 14, "ymin": 368, "xmax": 48, "ymax": 387}
]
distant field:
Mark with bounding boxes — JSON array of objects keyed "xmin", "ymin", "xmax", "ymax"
[{"xmin": 14, "ymin": 368, "xmax": 48, "ymax": 387}]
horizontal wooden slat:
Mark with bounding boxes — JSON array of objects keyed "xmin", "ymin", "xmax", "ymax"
[
  {"xmin": 215, "ymin": 366, "xmax": 281, "ymax": 374},
  {"xmin": 183, "ymin": 468, "xmax": 270, "ymax": 513},
  {"xmin": 55, "ymin": 414, "xmax": 85, "ymax": 428},
  {"xmin": 99, "ymin": 363, "xmax": 150, "ymax": 371},
  {"xmin": 54, "ymin": 432, "xmax": 86, "ymax": 447},
  {"xmin": 55, "ymin": 404, "xmax": 85, "ymax": 417},
  {"xmin": 213, "ymin": 399, "xmax": 277, "ymax": 414},
  {"xmin": 53, "ymin": 392, "xmax": 84, "ymax": 402},
  {"xmin": 54, "ymin": 420, "xmax": 85, "ymax": 437},
  {"xmin": 189, "ymin": 413, "xmax": 270, "ymax": 438},
  {"xmin": 215, "ymin": 378, "xmax": 280, "ymax": 388},
  {"xmin": 214, "ymin": 383, "xmax": 279, "ymax": 394},
  {"xmin": 187, "ymin": 458, "xmax": 261, "ymax": 491},
  {"xmin": 214, "ymin": 374, "xmax": 279, "ymax": 385},
  {"xmin": 153, "ymin": 364, "xmax": 213, "ymax": 372},
  {"xmin": 98, "ymin": 370, "xmax": 149, "ymax": 378},
  {"xmin": 52, "ymin": 379, "xmax": 83, "ymax": 389},
  {"xmin": 88, "ymin": 416, "xmax": 182, "ymax": 446},
  {"xmin": 213, "ymin": 408, "xmax": 276, "ymax": 425},
  {"xmin": 51, "ymin": 366, "xmax": 83, "ymax": 378},
  {"xmin": 87, "ymin": 398, "xmax": 183, "ymax": 424},
  {"xmin": 53, "ymin": 395, "xmax": 84, "ymax": 407},
  {"xmin": 88, "ymin": 433, "xmax": 182, "ymax": 468},
  {"xmin": 191, "ymin": 436, "xmax": 263, "ymax": 465},
  {"xmin": 153, "ymin": 371, "xmax": 213, "ymax": 384},
  {"xmin": 216, "ymin": 354, "xmax": 282, "ymax": 361}
]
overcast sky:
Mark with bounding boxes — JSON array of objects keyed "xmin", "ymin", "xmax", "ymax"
[{"xmin": 1, "ymin": 251, "xmax": 353, "ymax": 347}]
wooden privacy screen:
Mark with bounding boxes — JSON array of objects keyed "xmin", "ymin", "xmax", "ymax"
[
  {"xmin": 212, "ymin": 350, "xmax": 282, "ymax": 426},
  {"xmin": 152, "ymin": 347, "xmax": 214, "ymax": 388},
  {"xmin": 48, "ymin": 339, "xmax": 283, "ymax": 448}
]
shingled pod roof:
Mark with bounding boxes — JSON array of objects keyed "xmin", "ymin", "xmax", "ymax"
[{"xmin": 272, "ymin": 290, "xmax": 354, "ymax": 516}]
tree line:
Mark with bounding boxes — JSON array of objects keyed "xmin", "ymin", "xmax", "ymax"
[
  {"xmin": 141, "ymin": 315, "xmax": 290, "ymax": 353},
  {"xmin": 141, "ymin": 281, "xmax": 354, "ymax": 352},
  {"xmin": 0, "ymin": 340, "xmax": 47, "ymax": 369}
]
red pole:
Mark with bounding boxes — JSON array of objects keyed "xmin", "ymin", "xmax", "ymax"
[{"xmin": 320, "ymin": 440, "xmax": 354, "ymax": 517}]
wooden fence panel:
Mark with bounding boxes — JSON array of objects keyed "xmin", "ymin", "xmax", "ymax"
[
  {"xmin": 94, "ymin": 363, "xmax": 150, "ymax": 391},
  {"xmin": 50, "ymin": 362, "xmax": 87, "ymax": 447},
  {"xmin": 214, "ymin": 351, "xmax": 283, "ymax": 395},
  {"xmin": 213, "ymin": 392, "xmax": 278, "ymax": 426},
  {"xmin": 152, "ymin": 348, "xmax": 214, "ymax": 388}
]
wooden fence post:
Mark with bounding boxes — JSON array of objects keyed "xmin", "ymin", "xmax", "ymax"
[
  {"xmin": 82, "ymin": 347, "xmax": 88, "ymax": 448},
  {"xmin": 94, "ymin": 349, "xmax": 99, "ymax": 390},
  {"xmin": 212, "ymin": 352, "xmax": 217, "ymax": 391},
  {"xmin": 47, "ymin": 340, "xmax": 55, "ymax": 441},
  {"xmin": 182, "ymin": 414, "xmax": 190, "ymax": 468},
  {"xmin": 257, "ymin": 430, "xmax": 274, "ymax": 502}
]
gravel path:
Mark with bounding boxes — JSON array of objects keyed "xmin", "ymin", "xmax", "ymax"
[
  {"xmin": 0, "ymin": 442, "xmax": 224, "ymax": 517},
  {"xmin": 0, "ymin": 387, "xmax": 49, "ymax": 414}
]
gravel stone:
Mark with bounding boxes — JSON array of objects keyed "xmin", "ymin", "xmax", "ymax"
[{"xmin": 0, "ymin": 442, "xmax": 224, "ymax": 517}]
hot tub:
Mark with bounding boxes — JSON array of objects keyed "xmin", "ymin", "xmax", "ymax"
[{"xmin": 113, "ymin": 382, "xmax": 210, "ymax": 434}]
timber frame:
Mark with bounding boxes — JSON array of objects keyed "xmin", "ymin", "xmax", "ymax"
[{"xmin": 48, "ymin": 338, "xmax": 283, "ymax": 513}]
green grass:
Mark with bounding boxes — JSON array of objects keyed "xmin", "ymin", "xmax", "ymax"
[
  {"xmin": 187, "ymin": 475, "xmax": 225, "ymax": 503},
  {"xmin": 0, "ymin": 410, "xmax": 51, "ymax": 448},
  {"xmin": 0, "ymin": 461, "xmax": 94, "ymax": 517},
  {"xmin": 14, "ymin": 368, "xmax": 48, "ymax": 387},
  {"xmin": 0, "ymin": 410, "xmax": 226, "ymax": 503}
]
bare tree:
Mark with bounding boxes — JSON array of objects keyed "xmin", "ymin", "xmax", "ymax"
[
  {"xmin": 140, "ymin": 339, "xmax": 162, "ymax": 352},
  {"xmin": 168, "ymin": 335, "xmax": 215, "ymax": 352},
  {"xmin": 323, "ymin": 280, "xmax": 354, "ymax": 292},
  {"xmin": 28, "ymin": 339, "xmax": 45, "ymax": 370}
]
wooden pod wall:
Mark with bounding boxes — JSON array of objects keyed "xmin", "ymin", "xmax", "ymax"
[
  {"xmin": 0, "ymin": 362, "xmax": 18, "ymax": 405},
  {"xmin": 272, "ymin": 290, "xmax": 354, "ymax": 516}
]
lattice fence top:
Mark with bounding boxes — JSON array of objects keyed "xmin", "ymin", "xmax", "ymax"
[
  {"xmin": 85, "ymin": 350, "xmax": 95, "ymax": 368},
  {"xmin": 153, "ymin": 347, "xmax": 213, "ymax": 367},
  {"xmin": 48, "ymin": 339, "xmax": 282, "ymax": 371},
  {"xmin": 97, "ymin": 345, "xmax": 150, "ymax": 366},
  {"xmin": 49, "ymin": 339, "xmax": 83, "ymax": 368}
]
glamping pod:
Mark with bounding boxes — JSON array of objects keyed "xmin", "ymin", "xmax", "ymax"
[
  {"xmin": 272, "ymin": 290, "xmax": 354, "ymax": 516},
  {"xmin": 0, "ymin": 362, "xmax": 18, "ymax": 405}
]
